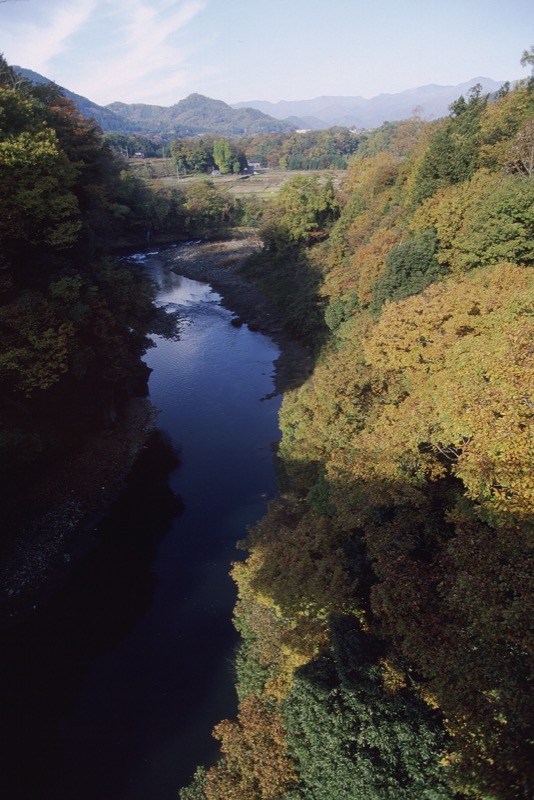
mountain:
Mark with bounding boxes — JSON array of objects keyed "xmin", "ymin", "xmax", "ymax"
[
  {"xmin": 14, "ymin": 67, "xmax": 129, "ymax": 132},
  {"xmin": 14, "ymin": 67, "xmax": 510, "ymax": 136},
  {"xmin": 14, "ymin": 68, "xmax": 295, "ymax": 136},
  {"xmin": 105, "ymin": 93, "xmax": 295, "ymax": 136},
  {"xmin": 232, "ymin": 77, "xmax": 507, "ymax": 129}
]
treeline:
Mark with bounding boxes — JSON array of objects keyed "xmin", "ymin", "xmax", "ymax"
[
  {"xmin": 0, "ymin": 57, "xmax": 244, "ymax": 497},
  {"xmin": 181, "ymin": 66, "xmax": 534, "ymax": 799},
  {"xmin": 126, "ymin": 127, "xmax": 363, "ymax": 175},
  {"xmin": 106, "ymin": 123, "xmax": 409, "ymax": 176},
  {"xmin": 104, "ymin": 131, "xmax": 171, "ymax": 159},
  {"xmin": 235, "ymin": 127, "xmax": 362, "ymax": 170},
  {"xmin": 170, "ymin": 135, "xmax": 248, "ymax": 175}
]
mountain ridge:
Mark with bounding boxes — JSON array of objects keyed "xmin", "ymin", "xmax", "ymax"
[
  {"xmin": 14, "ymin": 67, "xmax": 510, "ymax": 134},
  {"xmin": 232, "ymin": 77, "xmax": 508, "ymax": 129},
  {"xmin": 14, "ymin": 68, "xmax": 295, "ymax": 136}
]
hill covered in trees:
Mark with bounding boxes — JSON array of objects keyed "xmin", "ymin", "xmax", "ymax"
[
  {"xmin": 180, "ymin": 68, "xmax": 534, "ymax": 800},
  {"xmin": 14, "ymin": 68, "xmax": 295, "ymax": 136}
]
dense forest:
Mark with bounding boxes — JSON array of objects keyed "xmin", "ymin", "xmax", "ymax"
[
  {"xmin": 2, "ymin": 48, "xmax": 533, "ymax": 800},
  {"xmin": 167, "ymin": 128, "xmax": 362, "ymax": 173},
  {"xmin": 0, "ymin": 56, "xmax": 247, "ymax": 506},
  {"xmin": 180, "ymin": 68, "xmax": 534, "ymax": 799}
]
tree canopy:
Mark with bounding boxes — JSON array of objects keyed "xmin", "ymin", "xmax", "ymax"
[{"xmin": 183, "ymin": 71, "xmax": 534, "ymax": 800}]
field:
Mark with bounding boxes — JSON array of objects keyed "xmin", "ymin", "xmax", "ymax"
[{"xmin": 127, "ymin": 158, "xmax": 346, "ymax": 199}]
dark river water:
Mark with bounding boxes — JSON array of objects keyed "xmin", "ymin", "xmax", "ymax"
[{"xmin": 2, "ymin": 250, "xmax": 281, "ymax": 800}]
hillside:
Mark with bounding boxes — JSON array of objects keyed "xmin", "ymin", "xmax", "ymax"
[
  {"xmin": 14, "ymin": 68, "xmax": 295, "ymax": 136},
  {"xmin": 106, "ymin": 93, "xmax": 295, "ymax": 135},
  {"xmin": 13, "ymin": 67, "xmax": 129, "ymax": 132},
  {"xmin": 182, "ymin": 77, "xmax": 534, "ymax": 800}
]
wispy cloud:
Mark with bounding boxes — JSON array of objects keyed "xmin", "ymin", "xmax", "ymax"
[
  {"xmin": 2, "ymin": 0, "xmax": 211, "ymax": 104},
  {"xmin": 4, "ymin": 0, "xmax": 100, "ymax": 74},
  {"xmin": 88, "ymin": 0, "xmax": 209, "ymax": 102}
]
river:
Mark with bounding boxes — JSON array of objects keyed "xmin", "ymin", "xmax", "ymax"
[{"xmin": 2, "ymin": 249, "xmax": 282, "ymax": 800}]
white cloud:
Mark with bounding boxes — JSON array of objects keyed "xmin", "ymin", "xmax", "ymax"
[
  {"xmin": 2, "ymin": 0, "xmax": 210, "ymax": 104},
  {"xmin": 4, "ymin": 0, "xmax": 99, "ymax": 74}
]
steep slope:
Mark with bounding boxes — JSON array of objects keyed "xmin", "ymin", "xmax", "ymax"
[{"xmin": 13, "ymin": 67, "xmax": 129, "ymax": 131}]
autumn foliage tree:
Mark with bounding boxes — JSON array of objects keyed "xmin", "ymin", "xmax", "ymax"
[
  {"xmin": 0, "ymin": 56, "xmax": 173, "ymax": 484},
  {"xmin": 183, "ymin": 69, "xmax": 534, "ymax": 800}
]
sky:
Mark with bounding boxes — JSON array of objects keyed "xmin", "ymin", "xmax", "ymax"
[{"xmin": 1, "ymin": 0, "xmax": 533, "ymax": 107}]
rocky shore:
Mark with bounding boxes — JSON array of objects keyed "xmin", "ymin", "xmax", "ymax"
[{"xmin": 0, "ymin": 234, "xmax": 311, "ymax": 624}]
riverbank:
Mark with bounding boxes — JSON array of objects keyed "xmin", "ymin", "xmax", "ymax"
[
  {"xmin": 157, "ymin": 235, "xmax": 313, "ymax": 394},
  {"xmin": 0, "ymin": 398, "xmax": 158, "ymax": 624}
]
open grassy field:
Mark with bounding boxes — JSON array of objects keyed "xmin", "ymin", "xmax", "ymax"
[{"xmin": 127, "ymin": 158, "xmax": 346, "ymax": 199}]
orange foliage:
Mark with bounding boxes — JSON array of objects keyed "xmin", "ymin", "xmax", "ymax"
[{"xmin": 205, "ymin": 695, "xmax": 297, "ymax": 800}]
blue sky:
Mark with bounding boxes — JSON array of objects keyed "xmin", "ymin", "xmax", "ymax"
[{"xmin": 1, "ymin": 0, "xmax": 532, "ymax": 106}]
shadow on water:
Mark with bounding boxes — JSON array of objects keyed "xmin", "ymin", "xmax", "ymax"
[
  {"xmin": 2, "ymin": 430, "xmax": 183, "ymax": 800},
  {"xmin": 2, "ymin": 259, "xmax": 283, "ymax": 800}
]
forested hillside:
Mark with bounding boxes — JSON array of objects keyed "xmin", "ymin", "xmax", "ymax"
[
  {"xmin": 14, "ymin": 69, "xmax": 295, "ymax": 137},
  {"xmin": 3, "ymin": 47, "xmax": 533, "ymax": 799},
  {"xmin": 181, "ymin": 74, "xmax": 534, "ymax": 799},
  {"xmin": 0, "ymin": 57, "xmax": 247, "ymax": 514}
]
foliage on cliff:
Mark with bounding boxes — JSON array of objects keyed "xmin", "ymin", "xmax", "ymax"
[
  {"xmin": 0, "ymin": 57, "xmax": 175, "ymax": 493},
  {"xmin": 182, "ymin": 74, "xmax": 534, "ymax": 800}
]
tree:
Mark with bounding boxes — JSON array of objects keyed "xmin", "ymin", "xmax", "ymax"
[
  {"xmin": 507, "ymin": 119, "xmax": 534, "ymax": 176},
  {"xmin": 0, "ymin": 56, "xmax": 169, "ymax": 482},
  {"xmin": 213, "ymin": 138, "xmax": 233, "ymax": 173},
  {"xmin": 204, "ymin": 694, "xmax": 297, "ymax": 800},
  {"xmin": 266, "ymin": 174, "xmax": 339, "ymax": 244},
  {"xmin": 411, "ymin": 88, "xmax": 488, "ymax": 205},
  {"xmin": 520, "ymin": 45, "xmax": 534, "ymax": 86},
  {"xmin": 283, "ymin": 622, "xmax": 453, "ymax": 800},
  {"xmin": 370, "ymin": 228, "xmax": 446, "ymax": 312}
]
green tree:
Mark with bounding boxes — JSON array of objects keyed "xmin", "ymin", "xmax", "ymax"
[
  {"xmin": 213, "ymin": 138, "xmax": 233, "ymax": 173},
  {"xmin": 266, "ymin": 174, "xmax": 339, "ymax": 245},
  {"xmin": 455, "ymin": 174, "xmax": 534, "ymax": 269},
  {"xmin": 370, "ymin": 228, "xmax": 446, "ymax": 312},
  {"xmin": 283, "ymin": 621, "xmax": 453, "ymax": 800},
  {"xmin": 411, "ymin": 86, "xmax": 488, "ymax": 205}
]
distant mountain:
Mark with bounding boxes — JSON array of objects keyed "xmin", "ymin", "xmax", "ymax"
[
  {"xmin": 14, "ymin": 68, "xmax": 295, "ymax": 136},
  {"xmin": 233, "ymin": 77, "xmax": 508, "ymax": 129},
  {"xmin": 14, "ymin": 67, "xmax": 511, "ymax": 136},
  {"xmin": 106, "ymin": 93, "xmax": 295, "ymax": 136}
]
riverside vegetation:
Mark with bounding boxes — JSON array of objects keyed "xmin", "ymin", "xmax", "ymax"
[
  {"xmin": 1, "ymin": 50, "xmax": 533, "ymax": 799},
  {"xmin": 180, "ymin": 66, "xmax": 534, "ymax": 800}
]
